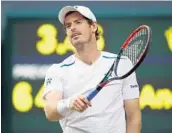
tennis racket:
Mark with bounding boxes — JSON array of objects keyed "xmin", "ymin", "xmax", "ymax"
[{"xmin": 87, "ymin": 25, "xmax": 151, "ymax": 101}]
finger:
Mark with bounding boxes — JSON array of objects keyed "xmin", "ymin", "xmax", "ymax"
[
  {"xmin": 77, "ymin": 97, "xmax": 88, "ymax": 108},
  {"xmin": 73, "ymin": 101, "xmax": 84, "ymax": 112},
  {"xmin": 70, "ymin": 98, "xmax": 85, "ymax": 112},
  {"xmin": 76, "ymin": 98, "xmax": 88, "ymax": 111},
  {"xmin": 79, "ymin": 96, "xmax": 92, "ymax": 107}
]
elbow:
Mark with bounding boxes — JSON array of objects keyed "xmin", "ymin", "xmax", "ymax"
[
  {"xmin": 44, "ymin": 106, "xmax": 61, "ymax": 121},
  {"xmin": 127, "ymin": 111, "xmax": 142, "ymax": 124},
  {"xmin": 45, "ymin": 113, "xmax": 58, "ymax": 121}
]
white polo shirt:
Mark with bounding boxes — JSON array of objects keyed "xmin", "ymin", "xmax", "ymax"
[{"xmin": 44, "ymin": 51, "xmax": 139, "ymax": 133}]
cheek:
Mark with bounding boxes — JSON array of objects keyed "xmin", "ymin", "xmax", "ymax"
[
  {"xmin": 66, "ymin": 32, "xmax": 72, "ymax": 39},
  {"xmin": 82, "ymin": 28, "xmax": 92, "ymax": 37},
  {"xmin": 66, "ymin": 31, "xmax": 70, "ymax": 36}
]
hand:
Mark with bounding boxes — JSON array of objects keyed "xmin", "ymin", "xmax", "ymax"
[{"xmin": 69, "ymin": 95, "xmax": 92, "ymax": 112}]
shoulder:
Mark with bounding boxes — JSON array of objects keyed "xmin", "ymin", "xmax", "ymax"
[
  {"xmin": 59, "ymin": 54, "xmax": 75, "ymax": 68},
  {"xmin": 101, "ymin": 51, "xmax": 118, "ymax": 59},
  {"xmin": 45, "ymin": 64, "xmax": 60, "ymax": 76},
  {"xmin": 102, "ymin": 51, "xmax": 127, "ymax": 60},
  {"xmin": 46, "ymin": 55, "xmax": 75, "ymax": 76}
]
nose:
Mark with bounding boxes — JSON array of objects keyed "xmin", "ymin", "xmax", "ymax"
[{"xmin": 70, "ymin": 23, "xmax": 77, "ymax": 32}]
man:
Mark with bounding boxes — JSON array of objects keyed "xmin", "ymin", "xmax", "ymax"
[{"xmin": 43, "ymin": 5, "xmax": 141, "ymax": 133}]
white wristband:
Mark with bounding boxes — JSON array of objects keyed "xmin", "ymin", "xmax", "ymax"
[{"xmin": 57, "ymin": 98, "xmax": 71, "ymax": 117}]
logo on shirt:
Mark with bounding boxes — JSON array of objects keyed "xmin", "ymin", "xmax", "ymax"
[
  {"xmin": 46, "ymin": 78, "xmax": 52, "ymax": 86},
  {"xmin": 130, "ymin": 84, "xmax": 138, "ymax": 88}
]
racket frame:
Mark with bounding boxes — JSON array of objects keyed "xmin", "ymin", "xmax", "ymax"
[{"xmin": 87, "ymin": 25, "xmax": 151, "ymax": 100}]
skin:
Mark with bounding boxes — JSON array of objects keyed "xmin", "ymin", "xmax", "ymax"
[
  {"xmin": 64, "ymin": 12, "xmax": 100, "ymax": 65},
  {"xmin": 44, "ymin": 11, "xmax": 141, "ymax": 133}
]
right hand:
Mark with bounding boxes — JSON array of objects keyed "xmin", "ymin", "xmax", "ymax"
[{"xmin": 69, "ymin": 95, "xmax": 92, "ymax": 112}]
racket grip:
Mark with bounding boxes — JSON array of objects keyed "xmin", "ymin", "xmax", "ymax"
[{"xmin": 87, "ymin": 89, "xmax": 99, "ymax": 101}]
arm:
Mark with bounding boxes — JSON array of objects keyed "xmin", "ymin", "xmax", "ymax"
[
  {"xmin": 121, "ymin": 58, "xmax": 141, "ymax": 133},
  {"xmin": 43, "ymin": 64, "xmax": 91, "ymax": 121},
  {"xmin": 44, "ymin": 90, "xmax": 91, "ymax": 121},
  {"xmin": 43, "ymin": 64, "xmax": 66, "ymax": 121},
  {"xmin": 124, "ymin": 98, "xmax": 142, "ymax": 133},
  {"xmin": 44, "ymin": 90, "xmax": 63, "ymax": 121}
]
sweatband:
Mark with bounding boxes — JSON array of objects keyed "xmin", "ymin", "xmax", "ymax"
[{"xmin": 57, "ymin": 98, "xmax": 71, "ymax": 116}]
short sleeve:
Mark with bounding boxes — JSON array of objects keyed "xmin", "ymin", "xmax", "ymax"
[
  {"xmin": 120, "ymin": 58, "xmax": 140, "ymax": 100},
  {"xmin": 43, "ymin": 64, "xmax": 63, "ymax": 100}
]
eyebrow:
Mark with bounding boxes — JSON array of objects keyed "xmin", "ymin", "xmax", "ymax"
[{"xmin": 65, "ymin": 18, "xmax": 84, "ymax": 26}]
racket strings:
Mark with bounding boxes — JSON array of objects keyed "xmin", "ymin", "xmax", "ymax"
[{"xmin": 122, "ymin": 28, "xmax": 148, "ymax": 66}]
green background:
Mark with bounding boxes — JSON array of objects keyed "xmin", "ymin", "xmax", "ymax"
[
  {"xmin": 2, "ymin": 1, "xmax": 172, "ymax": 133},
  {"xmin": 9, "ymin": 17, "xmax": 172, "ymax": 133}
]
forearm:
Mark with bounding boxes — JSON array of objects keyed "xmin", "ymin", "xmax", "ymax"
[
  {"xmin": 44, "ymin": 92, "xmax": 91, "ymax": 121},
  {"xmin": 44, "ymin": 99, "xmax": 64, "ymax": 121},
  {"xmin": 126, "ymin": 113, "xmax": 142, "ymax": 133},
  {"xmin": 44, "ymin": 90, "xmax": 68, "ymax": 121}
]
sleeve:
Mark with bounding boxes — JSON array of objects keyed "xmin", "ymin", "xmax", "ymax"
[
  {"xmin": 43, "ymin": 64, "xmax": 64, "ymax": 100},
  {"xmin": 120, "ymin": 58, "xmax": 140, "ymax": 100}
]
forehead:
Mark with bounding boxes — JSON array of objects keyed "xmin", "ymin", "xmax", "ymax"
[{"xmin": 64, "ymin": 12, "xmax": 85, "ymax": 24}]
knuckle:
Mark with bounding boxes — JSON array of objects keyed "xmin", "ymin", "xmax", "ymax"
[
  {"xmin": 79, "ymin": 95, "xmax": 85, "ymax": 100},
  {"xmin": 81, "ymin": 105, "xmax": 85, "ymax": 108}
]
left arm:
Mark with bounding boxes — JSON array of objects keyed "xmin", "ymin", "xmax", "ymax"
[
  {"xmin": 121, "ymin": 58, "xmax": 141, "ymax": 133},
  {"xmin": 124, "ymin": 98, "xmax": 141, "ymax": 133}
]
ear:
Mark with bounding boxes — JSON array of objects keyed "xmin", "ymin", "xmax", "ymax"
[{"xmin": 91, "ymin": 22, "xmax": 98, "ymax": 33}]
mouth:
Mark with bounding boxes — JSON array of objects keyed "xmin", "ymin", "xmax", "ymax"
[{"xmin": 71, "ymin": 33, "xmax": 81, "ymax": 39}]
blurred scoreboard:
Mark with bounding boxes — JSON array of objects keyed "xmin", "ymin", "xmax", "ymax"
[{"xmin": 7, "ymin": 16, "xmax": 172, "ymax": 133}]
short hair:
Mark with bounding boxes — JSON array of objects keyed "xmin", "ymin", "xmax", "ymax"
[{"xmin": 64, "ymin": 11, "xmax": 100, "ymax": 40}]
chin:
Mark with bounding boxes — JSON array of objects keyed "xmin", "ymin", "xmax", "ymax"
[
  {"xmin": 72, "ymin": 40, "xmax": 86, "ymax": 49},
  {"xmin": 73, "ymin": 39, "xmax": 85, "ymax": 46}
]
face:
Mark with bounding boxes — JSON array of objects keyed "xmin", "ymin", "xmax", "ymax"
[{"xmin": 64, "ymin": 12, "xmax": 97, "ymax": 48}]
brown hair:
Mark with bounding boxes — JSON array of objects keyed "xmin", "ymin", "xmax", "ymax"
[{"xmin": 64, "ymin": 11, "xmax": 100, "ymax": 40}]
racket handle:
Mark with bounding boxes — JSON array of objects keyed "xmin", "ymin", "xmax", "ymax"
[{"xmin": 87, "ymin": 89, "xmax": 99, "ymax": 101}]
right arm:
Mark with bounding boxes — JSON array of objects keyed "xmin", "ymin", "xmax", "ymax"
[
  {"xmin": 44, "ymin": 90, "xmax": 63, "ymax": 121},
  {"xmin": 44, "ymin": 90, "xmax": 92, "ymax": 121},
  {"xmin": 43, "ymin": 64, "xmax": 91, "ymax": 121},
  {"xmin": 43, "ymin": 64, "xmax": 65, "ymax": 121}
]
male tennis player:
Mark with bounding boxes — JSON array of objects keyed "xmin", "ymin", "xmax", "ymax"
[{"xmin": 43, "ymin": 5, "xmax": 141, "ymax": 133}]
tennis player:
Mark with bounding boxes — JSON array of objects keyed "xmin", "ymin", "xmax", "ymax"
[{"xmin": 43, "ymin": 5, "xmax": 141, "ymax": 133}]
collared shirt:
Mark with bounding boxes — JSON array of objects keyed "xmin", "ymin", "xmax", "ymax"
[{"xmin": 43, "ymin": 51, "xmax": 139, "ymax": 133}]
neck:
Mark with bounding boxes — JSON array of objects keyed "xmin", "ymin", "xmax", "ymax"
[{"xmin": 75, "ymin": 41, "xmax": 101, "ymax": 65}]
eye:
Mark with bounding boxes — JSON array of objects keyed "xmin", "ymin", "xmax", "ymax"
[
  {"xmin": 65, "ymin": 24, "xmax": 71, "ymax": 29},
  {"xmin": 76, "ymin": 20, "xmax": 82, "ymax": 24}
]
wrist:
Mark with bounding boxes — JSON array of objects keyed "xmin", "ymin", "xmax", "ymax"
[{"xmin": 57, "ymin": 98, "xmax": 71, "ymax": 117}]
